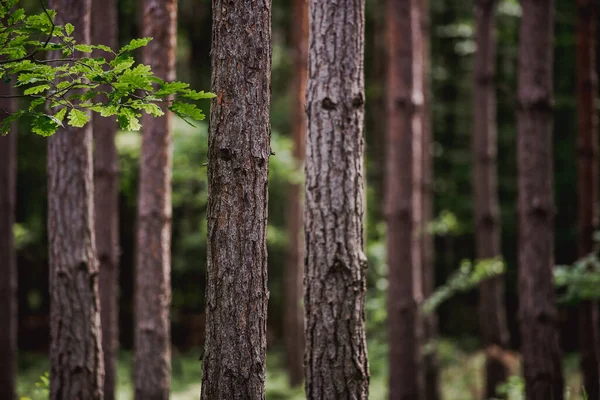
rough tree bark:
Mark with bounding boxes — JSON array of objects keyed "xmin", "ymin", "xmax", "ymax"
[
  {"xmin": 420, "ymin": 0, "xmax": 440, "ymax": 398},
  {"xmin": 473, "ymin": 0, "xmax": 510, "ymax": 397},
  {"xmin": 0, "ymin": 85, "xmax": 17, "ymax": 400},
  {"xmin": 284, "ymin": 0, "xmax": 308, "ymax": 387},
  {"xmin": 200, "ymin": 0, "xmax": 272, "ymax": 398},
  {"xmin": 134, "ymin": 0, "xmax": 176, "ymax": 399},
  {"xmin": 385, "ymin": 0, "xmax": 424, "ymax": 398},
  {"xmin": 576, "ymin": 0, "xmax": 599, "ymax": 398},
  {"xmin": 517, "ymin": 1, "xmax": 564, "ymax": 399},
  {"xmin": 47, "ymin": 1, "xmax": 103, "ymax": 398},
  {"xmin": 304, "ymin": 1, "xmax": 370, "ymax": 399},
  {"xmin": 92, "ymin": 0, "xmax": 119, "ymax": 398}
]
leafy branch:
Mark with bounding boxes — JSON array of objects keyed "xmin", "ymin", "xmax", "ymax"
[{"xmin": 0, "ymin": 0, "xmax": 214, "ymax": 136}]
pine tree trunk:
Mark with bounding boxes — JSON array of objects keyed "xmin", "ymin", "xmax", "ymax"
[
  {"xmin": 517, "ymin": 1, "xmax": 564, "ymax": 399},
  {"xmin": 200, "ymin": 1, "xmax": 272, "ymax": 398},
  {"xmin": 473, "ymin": 0, "xmax": 510, "ymax": 397},
  {"xmin": 576, "ymin": 0, "xmax": 599, "ymax": 398},
  {"xmin": 0, "ymin": 86, "xmax": 17, "ymax": 400},
  {"xmin": 92, "ymin": 0, "xmax": 119, "ymax": 398},
  {"xmin": 420, "ymin": 0, "xmax": 440, "ymax": 398},
  {"xmin": 47, "ymin": 2, "xmax": 103, "ymax": 399},
  {"xmin": 134, "ymin": 1, "xmax": 176, "ymax": 399},
  {"xmin": 304, "ymin": 1, "xmax": 369, "ymax": 398},
  {"xmin": 385, "ymin": 0, "xmax": 424, "ymax": 398},
  {"xmin": 284, "ymin": 0, "xmax": 308, "ymax": 387}
]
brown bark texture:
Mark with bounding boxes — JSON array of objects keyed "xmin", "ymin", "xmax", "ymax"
[
  {"xmin": 576, "ymin": 0, "xmax": 599, "ymax": 398},
  {"xmin": 200, "ymin": 0, "xmax": 272, "ymax": 398},
  {"xmin": 473, "ymin": 0, "xmax": 510, "ymax": 397},
  {"xmin": 284, "ymin": 0, "xmax": 308, "ymax": 387},
  {"xmin": 0, "ymin": 85, "xmax": 17, "ymax": 400},
  {"xmin": 47, "ymin": 2, "xmax": 103, "ymax": 399},
  {"xmin": 92, "ymin": 0, "xmax": 119, "ymax": 398},
  {"xmin": 134, "ymin": 1, "xmax": 177, "ymax": 399},
  {"xmin": 419, "ymin": 0, "xmax": 440, "ymax": 398},
  {"xmin": 385, "ymin": 0, "xmax": 424, "ymax": 398},
  {"xmin": 517, "ymin": 1, "xmax": 564, "ymax": 399},
  {"xmin": 304, "ymin": 1, "xmax": 369, "ymax": 399}
]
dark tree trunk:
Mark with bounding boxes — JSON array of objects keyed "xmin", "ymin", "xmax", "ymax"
[
  {"xmin": 0, "ymin": 85, "xmax": 17, "ymax": 400},
  {"xmin": 200, "ymin": 0, "xmax": 272, "ymax": 398},
  {"xmin": 134, "ymin": 1, "xmax": 176, "ymax": 399},
  {"xmin": 304, "ymin": 1, "xmax": 369, "ymax": 399},
  {"xmin": 517, "ymin": 1, "xmax": 564, "ymax": 399},
  {"xmin": 92, "ymin": 0, "xmax": 119, "ymax": 398},
  {"xmin": 420, "ymin": 0, "xmax": 440, "ymax": 398},
  {"xmin": 473, "ymin": 0, "xmax": 510, "ymax": 397},
  {"xmin": 47, "ymin": 2, "xmax": 103, "ymax": 398},
  {"xmin": 385, "ymin": 0, "xmax": 424, "ymax": 398},
  {"xmin": 576, "ymin": 0, "xmax": 599, "ymax": 398},
  {"xmin": 284, "ymin": 0, "xmax": 308, "ymax": 387}
]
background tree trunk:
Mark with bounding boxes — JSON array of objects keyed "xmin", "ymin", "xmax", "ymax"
[
  {"xmin": 47, "ymin": 1, "xmax": 103, "ymax": 398},
  {"xmin": 0, "ymin": 86, "xmax": 17, "ymax": 400},
  {"xmin": 92, "ymin": 0, "xmax": 119, "ymax": 398},
  {"xmin": 385, "ymin": 0, "xmax": 424, "ymax": 398},
  {"xmin": 200, "ymin": 0, "xmax": 272, "ymax": 398},
  {"xmin": 473, "ymin": 0, "xmax": 510, "ymax": 397},
  {"xmin": 304, "ymin": 1, "xmax": 370, "ymax": 398},
  {"xmin": 420, "ymin": 0, "xmax": 440, "ymax": 398},
  {"xmin": 576, "ymin": 0, "xmax": 599, "ymax": 398},
  {"xmin": 517, "ymin": 1, "xmax": 564, "ymax": 399},
  {"xmin": 284, "ymin": 0, "xmax": 308, "ymax": 387},
  {"xmin": 134, "ymin": 0, "xmax": 177, "ymax": 398}
]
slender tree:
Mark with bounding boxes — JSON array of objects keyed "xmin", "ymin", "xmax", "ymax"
[
  {"xmin": 0, "ymin": 85, "xmax": 17, "ymax": 400},
  {"xmin": 420, "ymin": 0, "xmax": 440, "ymax": 398},
  {"xmin": 517, "ymin": 1, "xmax": 564, "ymax": 399},
  {"xmin": 47, "ymin": 1, "xmax": 103, "ymax": 398},
  {"xmin": 134, "ymin": 0, "xmax": 177, "ymax": 399},
  {"xmin": 576, "ymin": 0, "xmax": 599, "ymax": 398},
  {"xmin": 385, "ymin": 0, "xmax": 424, "ymax": 398},
  {"xmin": 473, "ymin": 0, "xmax": 510, "ymax": 397},
  {"xmin": 200, "ymin": 0, "xmax": 272, "ymax": 398},
  {"xmin": 284, "ymin": 0, "xmax": 308, "ymax": 387},
  {"xmin": 92, "ymin": 0, "xmax": 119, "ymax": 398},
  {"xmin": 304, "ymin": 1, "xmax": 369, "ymax": 398}
]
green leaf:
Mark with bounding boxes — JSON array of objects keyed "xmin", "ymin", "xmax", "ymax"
[
  {"xmin": 31, "ymin": 114, "xmax": 59, "ymax": 137},
  {"xmin": 118, "ymin": 37, "xmax": 152, "ymax": 54},
  {"xmin": 23, "ymin": 84, "xmax": 50, "ymax": 95},
  {"xmin": 67, "ymin": 109, "xmax": 90, "ymax": 128},
  {"xmin": 169, "ymin": 102, "xmax": 206, "ymax": 122},
  {"xmin": 74, "ymin": 44, "xmax": 94, "ymax": 53},
  {"xmin": 181, "ymin": 89, "xmax": 217, "ymax": 100},
  {"xmin": 54, "ymin": 107, "xmax": 67, "ymax": 123},
  {"xmin": 65, "ymin": 23, "xmax": 74, "ymax": 36},
  {"xmin": 117, "ymin": 108, "xmax": 142, "ymax": 131}
]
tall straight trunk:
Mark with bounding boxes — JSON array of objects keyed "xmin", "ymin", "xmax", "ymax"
[
  {"xmin": 200, "ymin": 1, "xmax": 272, "ymax": 398},
  {"xmin": 0, "ymin": 86, "xmax": 17, "ymax": 400},
  {"xmin": 420, "ymin": 0, "xmax": 440, "ymax": 398},
  {"xmin": 92, "ymin": 0, "xmax": 119, "ymax": 398},
  {"xmin": 576, "ymin": 0, "xmax": 599, "ymax": 398},
  {"xmin": 284, "ymin": 0, "xmax": 308, "ymax": 387},
  {"xmin": 134, "ymin": 0, "xmax": 176, "ymax": 398},
  {"xmin": 473, "ymin": 0, "xmax": 510, "ymax": 397},
  {"xmin": 385, "ymin": 0, "xmax": 424, "ymax": 398},
  {"xmin": 47, "ymin": 1, "xmax": 103, "ymax": 398},
  {"xmin": 517, "ymin": 1, "xmax": 564, "ymax": 399},
  {"xmin": 304, "ymin": 1, "xmax": 369, "ymax": 399}
]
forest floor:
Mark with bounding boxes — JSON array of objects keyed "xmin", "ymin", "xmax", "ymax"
[{"xmin": 17, "ymin": 338, "xmax": 584, "ymax": 400}]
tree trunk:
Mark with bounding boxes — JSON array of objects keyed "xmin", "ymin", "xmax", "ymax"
[
  {"xmin": 576, "ymin": 0, "xmax": 599, "ymax": 398},
  {"xmin": 517, "ymin": 1, "xmax": 564, "ymax": 399},
  {"xmin": 0, "ymin": 85, "xmax": 17, "ymax": 400},
  {"xmin": 134, "ymin": 1, "xmax": 176, "ymax": 399},
  {"xmin": 92, "ymin": 0, "xmax": 119, "ymax": 398},
  {"xmin": 200, "ymin": 0, "xmax": 272, "ymax": 398},
  {"xmin": 385, "ymin": 0, "xmax": 424, "ymax": 398},
  {"xmin": 47, "ymin": 2, "xmax": 103, "ymax": 399},
  {"xmin": 420, "ymin": 0, "xmax": 440, "ymax": 398},
  {"xmin": 473, "ymin": 0, "xmax": 510, "ymax": 397},
  {"xmin": 284, "ymin": 0, "xmax": 308, "ymax": 387},
  {"xmin": 304, "ymin": 1, "xmax": 369, "ymax": 399}
]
